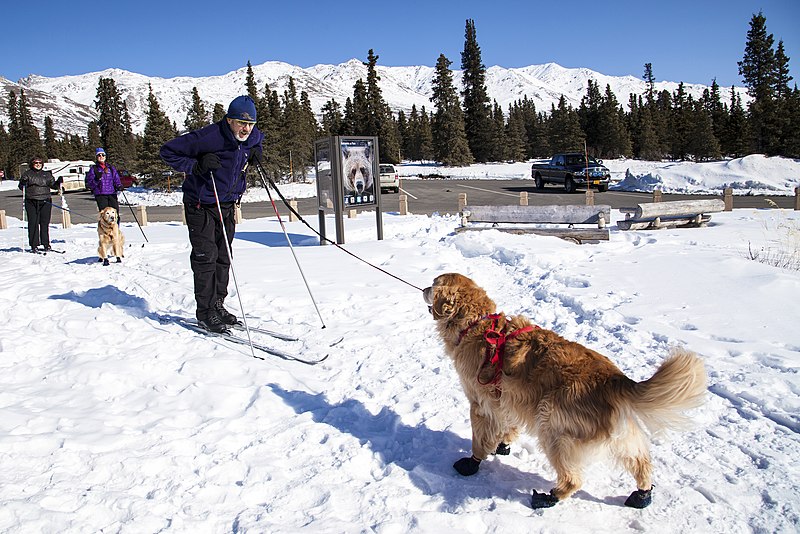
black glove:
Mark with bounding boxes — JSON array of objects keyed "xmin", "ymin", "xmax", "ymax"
[
  {"xmin": 249, "ymin": 146, "xmax": 262, "ymax": 165},
  {"xmin": 114, "ymin": 183, "xmax": 124, "ymax": 192},
  {"xmin": 193, "ymin": 153, "xmax": 221, "ymax": 175}
]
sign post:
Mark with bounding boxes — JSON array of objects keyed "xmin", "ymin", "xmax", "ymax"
[{"xmin": 314, "ymin": 136, "xmax": 383, "ymax": 245}]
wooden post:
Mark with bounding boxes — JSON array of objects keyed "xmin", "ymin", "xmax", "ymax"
[
  {"xmin": 520, "ymin": 192, "xmax": 528, "ymax": 206},
  {"xmin": 585, "ymin": 190, "xmax": 595, "ymax": 206},
  {"xmin": 137, "ymin": 206, "xmax": 148, "ymax": 226},
  {"xmin": 0, "ymin": 210, "xmax": 6, "ymax": 230},
  {"xmin": 724, "ymin": 188, "xmax": 734, "ymax": 211},
  {"xmin": 458, "ymin": 193, "xmax": 467, "ymax": 212},
  {"xmin": 795, "ymin": 186, "xmax": 800, "ymax": 211},
  {"xmin": 235, "ymin": 204, "xmax": 243, "ymax": 223},
  {"xmin": 289, "ymin": 200, "xmax": 298, "ymax": 222},
  {"xmin": 348, "ymin": 209, "xmax": 357, "ymax": 219},
  {"xmin": 653, "ymin": 189, "xmax": 662, "ymax": 203},
  {"xmin": 399, "ymin": 194, "xmax": 408, "ymax": 215},
  {"xmin": 61, "ymin": 208, "xmax": 71, "ymax": 228}
]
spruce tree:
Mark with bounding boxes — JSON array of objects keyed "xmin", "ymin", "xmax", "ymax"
[
  {"xmin": 245, "ymin": 61, "xmax": 259, "ymax": 102},
  {"xmin": 363, "ymin": 50, "xmax": 400, "ymax": 162},
  {"xmin": 598, "ymin": 85, "xmax": 631, "ymax": 158},
  {"xmin": 505, "ymin": 103, "xmax": 527, "ymax": 162},
  {"xmin": 212, "ymin": 103, "xmax": 226, "ymax": 123},
  {"xmin": 490, "ymin": 101, "xmax": 507, "ymax": 161},
  {"xmin": 724, "ymin": 87, "xmax": 749, "ymax": 157},
  {"xmin": 461, "ymin": 19, "xmax": 493, "ymax": 162},
  {"xmin": 184, "ymin": 87, "xmax": 209, "ymax": 132},
  {"xmin": 94, "ymin": 77, "xmax": 128, "ymax": 163},
  {"xmin": 688, "ymin": 100, "xmax": 721, "ymax": 161},
  {"xmin": 87, "ymin": 121, "xmax": 102, "ymax": 153},
  {"xmin": 260, "ymin": 86, "xmax": 283, "ymax": 180},
  {"xmin": 417, "ymin": 107, "xmax": 434, "ymax": 161},
  {"xmin": 578, "ymin": 80, "xmax": 603, "ymax": 156},
  {"xmin": 738, "ymin": 11, "xmax": 778, "ymax": 154},
  {"xmin": 43, "ymin": 116, "xmax": 58, "ymax": 160},
  {"xmin": 0, "ymin": 123, "xmax": 10, "ymax": 177},
  {"xmin": 430, "ymin": 54, "xmax": 472, "ymax": 166},
  {"xmin": 140, "ymin": 84, "xmax": 176, "ymax": 177},
  {"xmin": 346, "ymin": 79, "xmax": 369, "ymax": 135},
  {"xmin": 321, "ymin": 99, "xmax": 344, "ymax": 136},
  {"xmin": 546, "ymin": 96, "xmax": 584, "ymax": 153},
  {"xmin": 11, "ymin": 89, "xmax": 43, "ymax": 165}
]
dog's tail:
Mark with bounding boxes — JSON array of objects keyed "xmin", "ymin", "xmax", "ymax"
[{"xmin": 626, "ymin": 347, "xmax": 707, "ymax": 434}]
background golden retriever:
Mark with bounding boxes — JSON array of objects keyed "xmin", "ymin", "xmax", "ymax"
[
  {"xmin": 97, "ymin": 207, "xmax": 125, "ymax": 266},
  {"xmin": 423, "ymin": 272, "xmax": 707, "ymax": 509}
]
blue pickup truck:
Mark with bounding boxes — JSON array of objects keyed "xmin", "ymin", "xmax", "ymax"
[{"xmin": 531, "ymin": 153, "xmax": 611, "ymax": 193}]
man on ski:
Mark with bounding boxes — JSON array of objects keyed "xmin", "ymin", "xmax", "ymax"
[{"xmin": 160, "ymin": 95, "xmax": 263, "ymax": 334}]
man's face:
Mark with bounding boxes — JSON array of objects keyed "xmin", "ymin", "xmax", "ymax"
[{"xmin": 227, "ymin": 118, "xmax": 255, "ymax": 142}]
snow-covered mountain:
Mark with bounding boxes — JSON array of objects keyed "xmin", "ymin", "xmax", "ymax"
[{"xmin": 1, "ymin": 59, "xmax": 747, "ymax": 137}]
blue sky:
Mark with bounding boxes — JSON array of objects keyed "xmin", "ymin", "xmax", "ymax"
[{"xmin": 1, "ymin": 0, "xmax": 797, "ymax": 88}]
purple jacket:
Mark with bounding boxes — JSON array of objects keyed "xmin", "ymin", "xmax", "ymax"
[
  {"xmin": 160, "ymin": 120, "xmax": 263, "ymax": 204},
  {"xmin": 85, "ymin": 163, "xmax": 123, "ymax": 196}
]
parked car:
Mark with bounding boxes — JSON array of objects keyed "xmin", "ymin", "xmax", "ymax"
[
  {"xmin": 379, "ymin": 164, "xmax": 400, "ymax": 193},
  {"xmin": 531, "ymin": 153, "xmax": 611, "ymax": 193},
  {"xmin": 120, "ymin": 172, "xmax": 137, "ymax": 189}
]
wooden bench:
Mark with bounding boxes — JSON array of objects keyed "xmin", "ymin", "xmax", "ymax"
[
  {"xmin": 618, "ymin": 199, "xmax": 725, "ymax": 231},
  {"xmin": 457, "ymin": 204, "xmax": 611, "ymax": 243}
]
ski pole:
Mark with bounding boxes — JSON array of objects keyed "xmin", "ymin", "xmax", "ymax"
[
  {"xmin": 21, "ymin": 183, "xmax": 27, "ymax": 252},
  {"xmin": 209, "ymin": 170, "xmax": 256, "ymax": 358},
  {"xmin": 120, "ymin": 189, "xmax": 149, "ymax": 244},
  {"xmin": 253, "ymin": 162, "xmax": 326, "ymax": 328}
]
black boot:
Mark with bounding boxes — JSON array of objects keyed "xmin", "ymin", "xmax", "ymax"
[
  {"xmin": 214, "ymin": 299, "xmax": 240, "ymax": 326},
  {"xmin": 198, "ymin": 310, "xmax": 231, "ymax": 334}
]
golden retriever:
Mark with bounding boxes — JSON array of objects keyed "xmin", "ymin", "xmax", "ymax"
[
  {"xmin": 97, "ymin": 207, "xmax": 125, "ymax": 265},
  {"xmin": 423, "ymin": 273, "xmax": 706, "ymax": 509}
]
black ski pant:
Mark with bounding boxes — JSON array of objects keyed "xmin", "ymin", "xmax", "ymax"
[
  {"xmin": 95, "ymin": 194, "xmax": 120, "ymax": 220},
  {"xmin": 184, "ymin": 201, "xmax": 236, "ymax": 321},
  {"xmin": 25, "ymin": 198, "xmax": 52, "ymax": 249}
]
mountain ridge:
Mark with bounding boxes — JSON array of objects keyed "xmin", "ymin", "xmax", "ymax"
[{"xmin": 0, "ymin": 59, "xmax": 747, "ymax": 137}]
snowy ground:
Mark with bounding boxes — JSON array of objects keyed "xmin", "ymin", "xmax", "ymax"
[{"xmin": 0, "ymin": 157, "xmax": 799, "ymax": 533}]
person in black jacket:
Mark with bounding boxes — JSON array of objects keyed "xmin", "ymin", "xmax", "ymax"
[
  {"xmin": 160, "ymin": 96, "xmax": 264, "ymax": 333},
  {"xmin": 18, "ymin": 156, "xmax": 62, "ymax": 253}
]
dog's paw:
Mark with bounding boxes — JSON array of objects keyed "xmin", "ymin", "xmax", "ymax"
[
  {"xmin": 453, "ymin": 456, "xmax": 481, "ymax": 476},
  {"xmin": 494, "ymin": 442, "xmax": 511, "ymax": 455},
  {"xmin": 97, "ymin": 257, "xmax": 103, "ymax": 262},
  {"xmin": 624, "ymin": 486, "xmax": 653, "ymax": 509},
  {"xmin": 102, "ymin": 258, "xmax": 110, "ymax": 266},
  {"xmin": 116, "ymin": 257, "xmax": 122, "ymax": 263},
  {"xmin": 531, "ymin": 490, "xmax": 559, "ymax": 509}
]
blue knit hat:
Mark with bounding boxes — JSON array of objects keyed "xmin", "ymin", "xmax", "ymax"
[
  {"xmin": 95, "ymin": 147, "xmax": 106, "ymax": 156},
  {"xmin": 226, "ymin": 96, "xmax": 257, "ymax": 123}
]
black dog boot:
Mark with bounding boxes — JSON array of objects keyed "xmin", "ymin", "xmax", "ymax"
[
  {"xmin": 624, "ymin": 485, "xmax": 654, "ymax": 509},
  {"xmin": 103, "ymin": 258, "xmax": 110, "ymax": 266},
  {"xmin": 453, "ymin": 456, "xmax": 481, "ymax": 476},
  {"xmin": 116, "ymin": 257, "xmax": 122, "ymax": 263},
  {"xmin": 494, "ymin": 442, "xmax": 511, "ymax": 455},
  {"xmin": 531, "ymin": 489, "xmax": 559, "ymax": 509}
]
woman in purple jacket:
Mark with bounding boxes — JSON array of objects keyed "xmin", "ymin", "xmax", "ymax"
[{"xmin": 85, "ymin": 147, "xmax": 124, "ymax": 214}]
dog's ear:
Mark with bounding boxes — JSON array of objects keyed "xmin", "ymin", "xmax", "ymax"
[{"xmin": 431, "ymin": 288, "xmax": 456, "ymax": 320}]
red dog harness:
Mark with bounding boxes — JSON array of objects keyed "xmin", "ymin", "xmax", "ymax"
[{"xmin": 457, "ymin": 313, "xmax": 536, "ymax": 386}]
